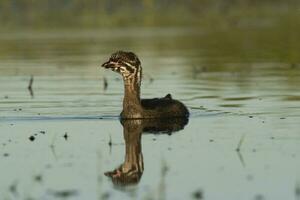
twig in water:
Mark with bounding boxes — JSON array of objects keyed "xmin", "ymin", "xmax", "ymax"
[
  {"xmin": 108, "ymin": 135, "xmax": 112, "ymax": 154},
  {"xmin": 108, "ymin": 135, "xmax": 112, "ymax": 147},
  {"xmin": 103, "ymin": 77, "xmax": 108, "ymax": 91},
  {"xmin": 236, "ymin": 134, "xmax": 246, "ymax": 152},
  {"xmin": 27, "ymin": 75, "xmax": 34, "ymax": 98},
  {"xmin": 237, "ymin": 150, "xmax": 246, "ymax": 168}
]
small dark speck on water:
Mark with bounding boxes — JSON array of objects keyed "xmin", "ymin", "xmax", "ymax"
[
  {"xmin": 9, "ymin": 182, "xmax": 17, "ymax": 194},
  {"xmin": 108, "ymin": 135, "xmax": 112, "ymax": 146},
  {"xmin": 34, "ymin": 175, "xmax": 43, "ymax": 182},
  {"xmin": 103, "ymin": 77, "xmax": 108, "ymax": 91},
  {"xmin": 4, "ymin": 95, "xmax": 8, "ymax": 99},
  {"xmin": 3, "ymin": 153, "xmax": 9, "ymax": 157},
  {"xmin": 29, "ymin": 136, "xmax": 35, "ymax": 141},
  {"xmin": 280, "ymin": 117, "xmax": 286, "ymax": 119},
  {"xmin": 63, "ymin": 132, "xmax": 68, "ymax": 140},
  {"xmin": 152, "ymin": 138, "xmax": 156, "ymax": 141},
  {"xmin": 270, "ymin": 136, "xmax": 275, "ymax": 140},
  {"xmin": 249, "ymin": 116, "xmax": 253, "ymax": 118},
  {"xmin": 10, "ymin": 123, "xmax": 14, "ymax": 126},
  {"xmin": 101, "ymin": 192, "xmax": 111, "ymax": 200},
  {"xmin": 49, "ymin": 189, "xmax": 78, "ymax": 198},
  {"xmin": 18, "ymin": 108, "xmax": 22, "ymax": 111},
  {"xmin": 252, "ymin": 149, "xmax": 257, "ymax": 152},
  {"xmin": 40, "ymin": 131, "xmax": 46, "ymax": 134},
  {"xmin": 254, "ymin": 194, "xmax": 265, "ymax": 200},
  {"xmin": 149, "ymin": 76, "xmax": 154, "ymax": 83},
  {"xmin": 168, "ymin": 147, "xmax": 172, "ymax": 151},
  {"xmin": 192, "ymin": 189, "xmax": 203, "ymax": 199},
  {"xmin": 295, "ymin": 183, "xmax": 300, "ymax": 197},
  {"xmin": 209, "ymin": 139, "xmax": 214, "ymax": 142}
]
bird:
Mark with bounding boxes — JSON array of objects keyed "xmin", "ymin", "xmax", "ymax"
[{"xmin": 101, "ymin": 51, "xmax": 189, "ymax": 119}]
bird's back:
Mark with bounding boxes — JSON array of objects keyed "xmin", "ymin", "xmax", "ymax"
[{"xmin": 140, "ymin": 94, "xmax": 189, "ymax": 118}]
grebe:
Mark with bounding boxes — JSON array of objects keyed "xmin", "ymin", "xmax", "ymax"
[{"xmin": 101, "ymin": 51, "xmax": 189, "ymax": 119}]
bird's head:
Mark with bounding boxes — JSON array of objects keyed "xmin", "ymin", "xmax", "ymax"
[{"xmin": 101, "ymin": 51, "xmax": 141, "ymax": 78}]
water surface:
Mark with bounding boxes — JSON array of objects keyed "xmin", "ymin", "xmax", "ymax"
[{"xmin": 0, "ymin": 27, "xmax": 300, "ymax": 200}]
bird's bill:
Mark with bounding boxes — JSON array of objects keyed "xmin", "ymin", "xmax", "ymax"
[{"xmin": 101, "ymin": 60, "xmax": 121, "ymax": 70}]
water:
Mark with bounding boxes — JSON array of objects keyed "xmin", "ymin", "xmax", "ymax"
[{"xmin": 0, "ymin": 27, "xmax": 300, "ymax": 200}]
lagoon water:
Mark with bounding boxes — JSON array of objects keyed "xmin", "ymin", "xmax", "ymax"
[{"xmin": 0, "ymin": 27, "xmax": 300, "ymax": 200}]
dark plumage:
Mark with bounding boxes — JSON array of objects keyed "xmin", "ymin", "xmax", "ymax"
[{"xmin": 101, "ymin": 51, "xmax": 189, "ymax": 119}]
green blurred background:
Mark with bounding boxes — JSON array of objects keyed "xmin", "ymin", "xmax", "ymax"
[
  {"xmin": 0, "ymin": 0, "xmax": 299, "ymax": 74},
  {"xmin": 0, "ymin": 0, "xmax": 299, "ymax": 29}
]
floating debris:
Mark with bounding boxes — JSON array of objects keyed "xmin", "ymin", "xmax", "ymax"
[
  {"xmin": 34, "ymin": 174, "xmax": 43, "ymax": 183},
  {"xmin": 280, "ymin": 117, "xmax": 286, "ymax": 119},
  {"xmin": 63, "ymin": 132, "xmax": 68, "ymax": 140},
  {"xmin": 48, "ymin": 189, "xmax": 78, "ymax": 198},
  {"xmin": 296, "ymin": 182, "xmax": 300, "ymax": 198},
  {"xmin": 236, "ymin": 134, "xmax": 246, "ymax": 152},
  {"xmin": 249, "ymin": 116, "xmax": 253, "ymax": 118},
  {"xmin": 101, "ymin": 192, "xmax": 111, "ymax": 200},
  {"xmin": 103, "ymin": 77, "xmax": 108, "ymax": 91},
  {"xmin": 192, "ymin": 189, "xmax": 203, "ymax": 199},
  {"xmin": 209, "ymin": 139, "xmax": 214, "ymax": 142},
  {"xmin": 40, "ymin": 131, "xmax": 46, "ymax": 134},
  {"xmin": 254, "ymin": 194, "xmax": 264, "ymax": 200},
  {"xmin": 9, "ymin": 182, "xmax": 18, "ymax": 196},
  {"xmin": 29, "ymin": 135, "xmax": 35, "ymax": 141},
  {"xmin": 149, "ymin": 75, "xmax": 154, "ymax": 83},
  {"xmin": 107, "ymin": 135, "xmax": 112, "ymax": 147},
  {"xmin": 3, "ymin": 153, "xmax": 9, "ymax": 157},
  {"xmin": 27, "ymin": 75, "xmax": 34, "ymax": 98}
]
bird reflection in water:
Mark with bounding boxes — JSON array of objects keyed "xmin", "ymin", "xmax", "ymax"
[{"xmin": 104, "ymin": 118, "xmax": 188, "ymax": 186}]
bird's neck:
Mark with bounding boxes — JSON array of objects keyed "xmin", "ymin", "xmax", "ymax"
[{"xmin": 122, "ymin": 72, "xmax": 142, "ymax": 117}]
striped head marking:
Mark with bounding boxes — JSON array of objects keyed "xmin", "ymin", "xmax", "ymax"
[{"xmin": 102, "ymin": 51, "xmax": 141, "ymax": 79}]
